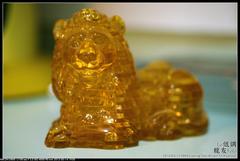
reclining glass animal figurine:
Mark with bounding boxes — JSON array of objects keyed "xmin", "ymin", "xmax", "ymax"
[
  {"xmin": 137, "ymin": 61, "xmax": 208, "ymax": 140},
  {"xmin": 45, "ymin": 8, "xmax": 208, "ymax": 149}
]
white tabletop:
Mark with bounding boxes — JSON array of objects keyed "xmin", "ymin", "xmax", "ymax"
[{"xmin": 3, "ymin": 74, "xmax": 237, "ymax": 158}]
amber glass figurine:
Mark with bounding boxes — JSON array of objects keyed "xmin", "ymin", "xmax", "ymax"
[
  {"xmin": 45, "ymin": 9, "xmax": 140, "ymax": 149},
  {"xmin": 46, "ymin": 8, "xmax": 208, "ymax": 149},
  {"xmin": 137, "ymin": 61, "xmax": 208, "ymax": 140}
]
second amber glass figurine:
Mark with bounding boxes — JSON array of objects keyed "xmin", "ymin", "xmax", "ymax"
[
  {"xmin": 45, "ymin": 9, "xmax": 140, "ymax": 149},
  {"xmin": 137, "ymin": 61, "xmax": 208, "ymax": 140}
]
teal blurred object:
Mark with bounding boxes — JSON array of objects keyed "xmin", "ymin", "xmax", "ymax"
[
  {"xmin": 3, "ymin": 69, "xmax": 237, "ymax": 158},
  {"xmin": 37, "ymin": 3, "xmax": 89, "ymax": 54}
]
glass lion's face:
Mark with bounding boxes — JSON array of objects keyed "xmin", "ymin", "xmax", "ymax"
[{"xmin": 65, "ymin": 27, "xmax": 116, "ymax": 72}]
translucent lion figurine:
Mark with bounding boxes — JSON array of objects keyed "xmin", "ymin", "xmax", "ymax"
[
  {"xmin": 137, "ymin": 61, "xmax": 208, "ymax": 140},
  {"xmin": 45, "ymin": 8, "xmax": 208, "ymax": 149},
  {"xmin": 45, "ymin": 8, "xmax": 140, "ymax": 149}
]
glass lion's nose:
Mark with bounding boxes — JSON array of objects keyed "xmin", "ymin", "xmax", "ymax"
[{"xmin": 78, "ymin": 47, "xmax": 97, "ymax": 63}]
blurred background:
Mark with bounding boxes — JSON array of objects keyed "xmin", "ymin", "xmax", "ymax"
[
  {"xmin": 3, "ymin": 3, "xmax": 237, "ymax": 99},
  {"xmin": 3, "ymin": 3, "xmax": 237, "ymax": 100},
  {"xmin": 3, "ymin": 3, "xmax": 238, "ymax": 158}
]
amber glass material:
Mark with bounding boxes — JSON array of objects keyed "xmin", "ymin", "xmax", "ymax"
[
  {"xmin": 45, "ymin": 8, "xmax": 208, "ymax": 149},
  {"xmin": 137, "ymin": 61, "xmax": 208, "ymax": 140},
  {"xmin": 45, "ymin": 8, "xmax": 140, "ymax": 149}
]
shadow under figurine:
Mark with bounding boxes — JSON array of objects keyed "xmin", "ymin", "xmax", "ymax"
[
  {"xmin": 45, "ymin": 8, "xmax": 208, "ymax": 149},
  {"xmin": 45, "ymin": 8, "xmax": 140, "ymax": 149}
]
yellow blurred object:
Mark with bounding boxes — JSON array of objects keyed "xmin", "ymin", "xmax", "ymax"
[
  {"xmin": 4, "ymin": 4, "xmax": 38, "ymax": 64},
  {"xmin": 3, "ymin": 57, "xmax": 51, "ymax": 99},
  {"xmin": 3, "ymin": 4, "xmax": 51, "ymax": 99}
]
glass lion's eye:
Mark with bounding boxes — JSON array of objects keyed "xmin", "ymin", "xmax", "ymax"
[
  {"xmin": 69, "ymin": 33, "xmax": 86, "ymax": 48},
  {"xmin": 78, "ymin": 34, "xmax": 85, "ymax": 41},
  {"xmin": 93, "ymin": 33, "xmax": 108, "ymax": 44},
  {"xmin": 71, "ymin": 40, "xmax": 80, "ymax": 48}
]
